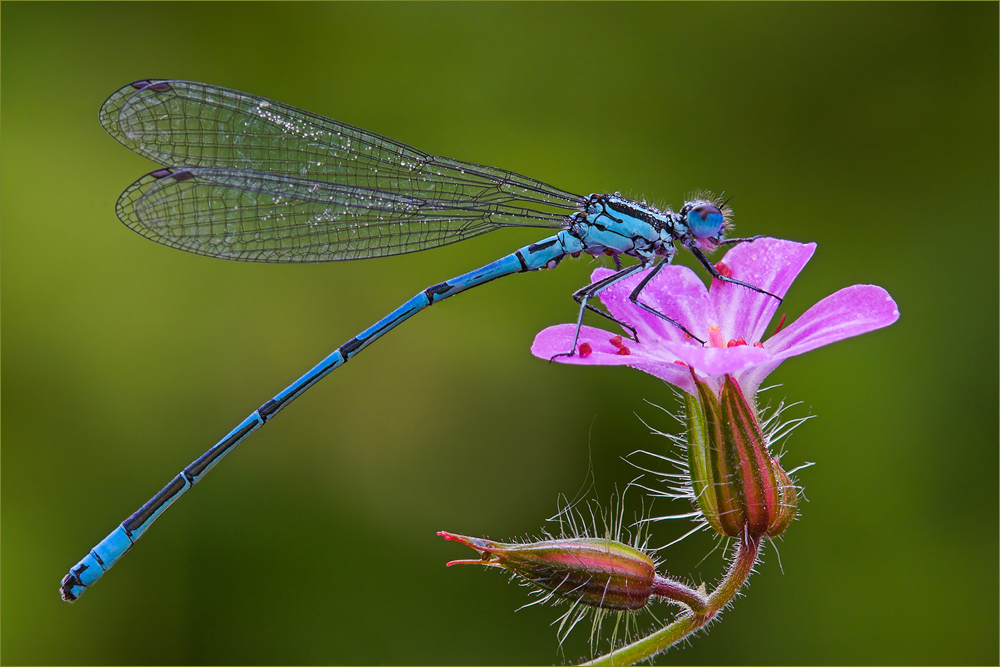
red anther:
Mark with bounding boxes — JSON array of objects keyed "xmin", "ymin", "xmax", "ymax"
[
  {"xmin": 726, "ymin": 337, "xmax": 747, "ymax": 347},
  {"xmin": 616, "ymin": 346, "xmax": 631, "ymax": 356},
  {"xmin": 772, "ymin": 313, "xmax": 787, "ymax": 336},
  {"xmin": 578, "ymin": 342, "xmax": 593, "ymax": 358},
  {"xmin": 609, "ymin": 335, "xmax": 624, "ymax": 348},
  {"xmin": 673, "ymin": 360, "xmax": 688, "ymax": 366},
  {"xmin": 714, "ymin": 261, "xmax": 733, "ymax": 278},
  {"xmin": 753, "ymin": 341, "xmax": 765, "ymax": 348}
]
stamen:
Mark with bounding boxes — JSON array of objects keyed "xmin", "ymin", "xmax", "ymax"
[
  {"xmin": 753, "ymin": 341, "xmax": 765, "ymax": 348},
  {"xmin": 772, "ymin": 313, "xmax": 787, "ymax": 336},
  {"xmin": 608, "ymin": 335, "xmax": 630, "ymax": 354},
  {"xmin": 707, "ymin": 325, "xmax": 726, "ymax": 348},
  {"xmin": 727, "ymin": 337, "xmax": 748, "ymax": 347},
  {"xmin": 714, "ymin": 260, "xmax": 733, "ymax": 278},
  {"xmin": 578, "ymin": 342, "xmax": 593, "ymax": 358}
]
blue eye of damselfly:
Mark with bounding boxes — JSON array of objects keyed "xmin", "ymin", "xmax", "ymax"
[{"xmin": 686, "ymin": 204, "xmax": 725, "ymax": 238}]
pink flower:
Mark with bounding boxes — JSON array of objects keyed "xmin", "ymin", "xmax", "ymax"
[{"xmin": 531, "ymin": 238, "xmax": 899, "ymax": 396}]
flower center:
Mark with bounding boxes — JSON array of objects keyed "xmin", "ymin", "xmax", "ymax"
[
  {"xmin": 706, "ymin": 325, "xmax": 764, "ymax": 349},
  {"xmin": 707, "ymin": 325, "xmax": 726, "ymax": 348}
]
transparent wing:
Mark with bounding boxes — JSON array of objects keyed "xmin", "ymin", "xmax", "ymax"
[
  {"xmin": 100, "ymin": 80, "xmax": 584, "ymax": 212},
  {"xmin": 118, "ymin": 167, "xmax": 571, "ymax": 263}
]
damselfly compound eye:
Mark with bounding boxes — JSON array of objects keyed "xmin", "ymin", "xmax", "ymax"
[{"xmin": 686, "ymin": 204, "xmax": 725, "ymax": 238}]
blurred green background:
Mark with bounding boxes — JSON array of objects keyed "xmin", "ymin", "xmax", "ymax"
[{"xmin": 2, "ymin": 3, "xmax": 996, "ymax": 665}]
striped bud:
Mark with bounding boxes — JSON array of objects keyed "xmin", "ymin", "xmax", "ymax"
[
  {"xmin": 685, "ymin": 372, "xmax": 798, "ymax": 539},
  {"xmin": 439, "ymin": 532, "xmax": 657, "ymax": 610}
]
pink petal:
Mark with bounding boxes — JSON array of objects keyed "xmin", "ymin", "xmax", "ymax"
[
  {"xmin": 632, "ymin": 361, "xmax": 700, "ymax": 395},
  {"xmin": 532, "ymin": 323, "xmax": 776, "ymax": 396},
  {"xmin": 589, "ymin": 266, "xmax": 714, "ymax": 347},
  {"xmin": 583, "ymin": 265, "xmax": 779, "ymax": 378},
  {"xmin": 766, "ymin": 284, "xmax": 899, "ymax": 357},
  {"xmin": 531, "ymin": 324, "xmax": 655, "ymax": 367},
  {"xmin": 737, "ymin": 284, "xmax": 900, "ymax": 393},
  {"xmin": 711, "ymin": 239, "xmax": 816, "ymax": 343},
  {"xmin": 668, "ymin": 343, "xmax": 773, "ymax": 377},
  {"xmin": 531, "ymin": 323, "xmax": 702, "ymax": 394}
]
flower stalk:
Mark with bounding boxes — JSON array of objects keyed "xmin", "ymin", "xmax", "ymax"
[{"xmin": 583, "ymin": 530, "xmax": 760, "ymax": 666}]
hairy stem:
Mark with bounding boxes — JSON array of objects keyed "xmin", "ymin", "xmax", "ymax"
[
  {"xmin": 581, "ymin": 531, "xmax": 761, "ymax": 666},
  {"xmin": 651, "ymin": 575, "xmax": 709, "ymax": 615}
]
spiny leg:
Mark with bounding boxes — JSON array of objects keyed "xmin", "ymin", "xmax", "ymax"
[
  {"xmin": 551, "ymin": 262, "xmax": 648, "ymax": 360},
  {"xmin": 717, "ymin": 234, "xmax": 764, "ymax": 247},
  {"xmin": 628, "ymin": 258, "xmax": 706, "ymax": 344},
  {"xmin": 689, "ymin": 245, "xmax": 783, "ymax": 302}
]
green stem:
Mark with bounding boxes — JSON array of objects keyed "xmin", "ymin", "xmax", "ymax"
[{"xmin": 581, "ymin": 532, "xmax": 761, "ymax": 666}]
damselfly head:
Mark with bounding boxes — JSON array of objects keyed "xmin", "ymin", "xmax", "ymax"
[{"xmin": 679, "ymin": 194, "xmax": 733, "ymax": 250}]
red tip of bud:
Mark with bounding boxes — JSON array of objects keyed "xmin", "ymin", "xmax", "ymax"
[
  {"xmin": 714, "ymin": 261, "xmax": 733, "ymax": 278},
  {"xmin": 438, "ymin": 531, "xmax": 491, "ymax": 551},
  {"xmin": 578, "ymin": 342, "xmax": 593, "ymax": 357}
]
